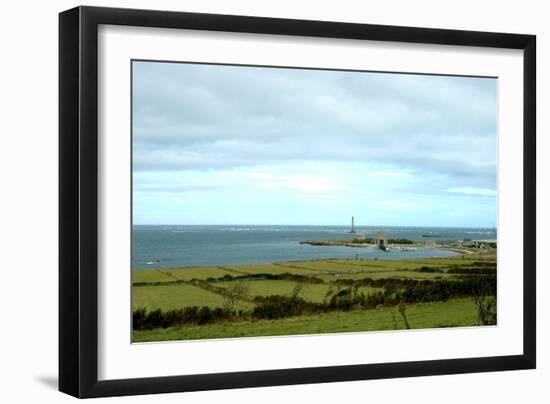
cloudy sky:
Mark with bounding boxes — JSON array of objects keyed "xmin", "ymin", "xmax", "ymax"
[{"xmin": 132, "ymin": 61, "xmax": 497, "ymax": 227}]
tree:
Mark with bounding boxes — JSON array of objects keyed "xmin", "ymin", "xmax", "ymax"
[
  {"xmin": 473, "ymin": 293, "xmax": 497, "ymax": 325},
  {"xmin": 398, "ymin": 301, "xmax": 411, "ymax": 329},
  {"xmin": 290, "ymin": 281, "xmax": 305, "ymax": 301},
  {"xmin": 221, "ymin": 281, "xmax": 249, "ymax": 310},
  {"xmin": 471, "ymin": 278, "xmax": 497, "ymax": 325}
]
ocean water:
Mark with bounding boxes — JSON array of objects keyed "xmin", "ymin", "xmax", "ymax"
[{"xmin": 132, "ymin": 225, "xmax": 496, "ymax": 269}]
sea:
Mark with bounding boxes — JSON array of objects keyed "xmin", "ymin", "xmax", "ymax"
[{"xmin": 132, "ymin": 225, "xmax": 496, "ymax": 270}]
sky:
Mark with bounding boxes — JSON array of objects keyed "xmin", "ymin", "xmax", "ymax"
[{"xmin": 132, "ymin": 61, "xmax": 497, "ymax": 227}]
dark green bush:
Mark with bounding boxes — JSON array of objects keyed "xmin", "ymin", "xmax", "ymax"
[
  {"xmin": 252, "ymin": 295, "xmax": 320, "ymax": 319},
  {"xmin": 415, "ymin": 266, "xmax": 443, "ymax": 273},
  {"xmin": 210, "ymin": 272, "xmax": 323, "ymax": 284},
  {"xmin": 388, "ymin": 238, "xmax": 415, "ymax": 244},
  {"xmin": 133, "ymin": 275, "xmax": 497, "ymax": 330},
  {"xmin": 132, "ymin": 306, "xmax": 240, "ymax": 330},
  {"xmin": 447, "ymin": 266, "xmax": 496, "ymax": 275}
]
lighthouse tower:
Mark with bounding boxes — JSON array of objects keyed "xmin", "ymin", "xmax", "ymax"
[{"xmin": 350, "ymin": 216, "xmax": 356, "ymax": 233}]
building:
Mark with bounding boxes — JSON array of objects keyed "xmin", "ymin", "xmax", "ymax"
[
  {"xmin": 471, "ymin": 239, "xmax": 497, "ymax": 249},
  {"xmin": 373, "ymin": 231, "xmax": 387, "ymax": 248}
]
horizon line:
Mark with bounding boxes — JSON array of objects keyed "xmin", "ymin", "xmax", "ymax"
[{"xmin": 133, "ymin": 223, "xmax": 497, "ymax": 229}]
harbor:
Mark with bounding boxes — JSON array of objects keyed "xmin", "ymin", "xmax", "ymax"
[{"xmin": 300, "ymin": 217, "xmax": 496, "ymax": 254}]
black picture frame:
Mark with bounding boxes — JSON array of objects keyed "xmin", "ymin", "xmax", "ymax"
[{"xmin": 59, "ymin": 5, "xmax": 536, "ymax": 398}]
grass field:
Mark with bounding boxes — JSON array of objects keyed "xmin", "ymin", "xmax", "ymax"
[
  {"xmin": 133, "ymin": 283, "xmax": 254, "ymax": 311},
  {"xmin": 217, "ymin": 279, "xmax": 330, "ymax": 303},
  {"xmin": 133, "ymin": 297, "xmax": 480, "ymax": 342},
  {"xmin": 316, "ymin": 271, "xmax": 453, "ymax": 281},
  {"xmin": 132, "ymin": 267, "xmax": 236, "ymax": 283},
  {"xmin": 224, "ymin": 263, "xmax": 321, "ymax": 275},
  {"xmin": 132, "ymin": 249, "xmax": 496, "ymax": 342}
]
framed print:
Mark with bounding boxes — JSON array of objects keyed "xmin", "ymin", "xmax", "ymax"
[{"xmin": 59, "ymin": 6, "xmax": 536, "ymax": 398}]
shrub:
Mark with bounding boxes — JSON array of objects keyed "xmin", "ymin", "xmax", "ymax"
[
  {"xmin": 133, "ymin": 275, "xmax": 497, "ymax": 330},
  {"xmin": 415, "ymin": 266, "xmax": 443, "ymax": 273},
  {"xmin": 132, "ymin": 307, "xmax": 147, "ymax": 330},
  {"xmin": 211, "ymin": 272, "xmax": 323, "ymax": 284},
  {"xmin": 326, "ymin": 286, "xmax": 368, "ymax": 311},
  {"xmin": 447, "ymin": 266, "xmax": 496, "ymax": 275},
  {"xmin": 252, "ymin": 295, "xmax": 320, "ymax": 319},
  {"xmin": 474, "ymin": 295, "xmax": 497, "ymax": 325},
  {"xmin": 388, "ymin": 238, "xmax": 414, "ymax": 245},
  {"xmin": 220, "ymin": 281, "xmax": 249, "ymax": 309},
  {"xmin": 132, "ymin": 306, "xmax": 241, "ymax": 330}
]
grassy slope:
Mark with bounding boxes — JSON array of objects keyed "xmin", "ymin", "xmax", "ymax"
[
  {"xmin": 217, "ymin": 279, "xmax": 329, "ymax": 303},
  {"xmin": 133, "ymin": 297, "xmax": 480, "ymax": 342},
  {"xmin": 317, "ymin": 271, "xmax": 453, "ymax": 281},
  {"xmin": 132, "ymin": 252, "xmax": 496, "ymax": 308},
  {"xmin": 225, "ymin": 263, "xmax": 320, "ymax": 275},
  {"xmin": 132, "ymin": 251, "xmax": 495, "ymax": 342},
  {"xmin": 215, "ymin": 279, "xmax": 385, "ymax": 303},
  {"xmin": 132, "ymin": 267, "xmax": 236, "ymax": 283},
  {"xmin": 133, "ymin": 283, "xmax": 253, "ymax": 311}
]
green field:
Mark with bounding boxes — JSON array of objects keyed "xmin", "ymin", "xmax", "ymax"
[
  {"xmin": 132, "ymin": 249, "xmax": 496, "ymax": 342},
  {"xmin": 316, "ymin": 271, "xmax": 453, "ymax": 281},
  {"xmin": 133, "ymin": 297, "xmax": 479, "ymax": 342},
  {"xmin": 133, "ymin": 283, "xmax": 253, "ymax": 311},
  {"xmin": 218, "ymin": 280, "xmax": 330, "ymax": 302},
  {"xmin": 132, "ymin": 266, "xmax": 236, "ymax": 283},
  {"xmin": 224, "ymin": 263, "xmax": 321, "ymax": 275}
]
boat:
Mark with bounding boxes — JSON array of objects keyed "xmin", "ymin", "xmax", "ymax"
[{"xmin": 422, "ymin": 233, "xmax": 449, "ymax": 238}]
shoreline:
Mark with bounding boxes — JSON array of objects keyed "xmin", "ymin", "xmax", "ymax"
[
  {"xmin": 439, "ymin": 247, "xmax": 474, "ymax": 255},
  {"xmin": 300, "ymin": 240, "xmax": 376, "ymax": 248},
  {"xmin": 133, "ymin": 248, "xmax": 470, "ymax": 271},
  {"xmin": 299, "ymin": 239, "xmax": 476, "ymax": 258},
  {"xmin": 300, "ymin": 239, "xmax": 422, "ymax": 249}
]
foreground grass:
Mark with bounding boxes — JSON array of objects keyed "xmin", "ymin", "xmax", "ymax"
[
  {"xmin": 132, "ymin": 283, "xmax": 253, "ymax": 311},
  {"xmin": 132, "ymin": 266, "xmax": 236, "ymax": 283},
  {"xmin": 216, "ymin": 279, "xmax": 384, "ymax": 303},
  {"xmin": 133, "ymin": 250, "xmax": 495, "ymax": 286},
  {"xmin": 132, "ymin": 253, "xmax": 496, "ymax": 313},
  {"xmin": 133, "ymin": 297, "xmax": 479, "ymax": 342},
  {"xmin": 132, "ymin": 250, "xmax": 495, "ymax": 342}
]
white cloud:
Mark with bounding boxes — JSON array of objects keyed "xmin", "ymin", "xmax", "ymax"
[
  {"xmin": 133, "ymin": 61, "xmax": 497, "ymax": 191},
  {"xmin": 447, "ymin": 187, "xmax": 497, "ymax": 197},
  {"xmin": 245, "ymin": 172, "xmax": 346, "ymax": 195},
  {"xmin": 375, "ymin": 199, "xmax": 427, "ymax": 210},
  {"xmin": 372, "ymin": 171, "xmax": 413, "ymax": 178},
  {"xmin": 132, "ymin": 62, "xmax": 497, "ymax": 225}
]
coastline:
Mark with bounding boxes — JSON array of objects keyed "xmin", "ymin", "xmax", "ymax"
[
  {"xmin": 133, "ymin": 247, "xmax": 481, "ymax": 271},
  {"xmin": 299, "ymin": 239, "xmax": 377, "ymax": 248},
  {"xmin": 299, "ymin": 239, "xmax": 424, "ymax": 248},
  {"xmin": 439, "ymin": 247, "xmax": 474, "ymax": 255},
  {"xmin": 299, "ymin": 238, "xmax": 483, "ymax": 257},
  {"xmin": 133, "ymin": 226, "xmax": 496, "ymax": 269}
]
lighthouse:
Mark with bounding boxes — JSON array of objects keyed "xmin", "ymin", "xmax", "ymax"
[{"xmin": 350, "ymin": 216, "xmax": 356, "ymax": 233}]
